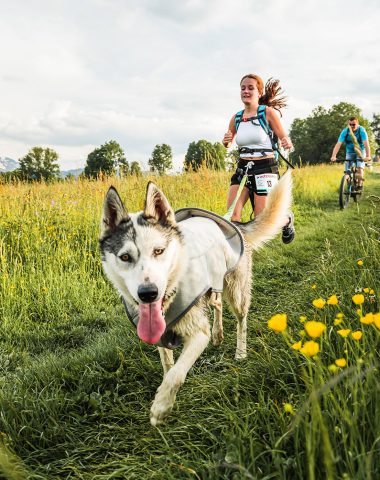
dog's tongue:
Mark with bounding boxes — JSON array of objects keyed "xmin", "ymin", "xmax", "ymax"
[{"xmin": 137, "ymin": 301, "xmax": 166, "ymax": 344}]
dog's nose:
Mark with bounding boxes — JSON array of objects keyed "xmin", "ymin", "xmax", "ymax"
[{"xmin": 137, "ymin": 283, "xmax": 159, "ymax": 302}]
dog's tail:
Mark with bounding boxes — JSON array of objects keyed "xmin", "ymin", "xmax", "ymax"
[{"xmin": 238, "ymin": 170, "xmax": 293, "ymax": 250}]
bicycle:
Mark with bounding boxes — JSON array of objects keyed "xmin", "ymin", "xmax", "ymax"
[{"xmin": 337, "ymin": 161, "xmax": 364, "ymax": 209}]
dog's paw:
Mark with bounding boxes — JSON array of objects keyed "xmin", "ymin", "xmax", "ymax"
[
  {"xmin": 150, "ymin": 395, "xmax": 175, "ymax": 426},
  {"xmin": 234, "ymin": 349, "xmax": 247, "ymax": 360},
  {"xmin": 212, "ymin": 330, "xmax": 224, "ymax": 347}
]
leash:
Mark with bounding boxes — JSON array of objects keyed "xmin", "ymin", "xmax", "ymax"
[
  {"xmin": 276, "ymin": 147, "xmax": 295, "ymax": 169},
  {"xmin": 223, "ymin": 161, "xmax": 253, "ymax": 221}
]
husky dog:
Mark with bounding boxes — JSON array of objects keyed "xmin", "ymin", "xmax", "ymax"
[{"xmin": 100, "ymin": 172, "xmax": 292, "ymax": 425}]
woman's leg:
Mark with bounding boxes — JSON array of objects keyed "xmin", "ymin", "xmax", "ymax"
[
  {"xmin": 227, "ymin": 185, "xmax": 250, "ymax": 221},
  {"xmin": 253, "ymin": 193, "xmax": 267, "ymax": 217}
]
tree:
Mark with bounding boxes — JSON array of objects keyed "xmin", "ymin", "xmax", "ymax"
[
  {"xmin": 148, "ymin": 144, "xmax": 173, "ymax": 174},
  {"xmin": 19, "ymin": 146, "xmax": 60, "ymax": 181},
  {"xmin": 130, "ymin": 161, "xmax": 142, "ymax": 176},
  {"xmin": 289, "ymin": 102, "xmax": 376, "ymax": 165},
  {"xmin": 184, "ymin": 140, "xmax": 227, "ymax": 172},
  {"xmin": 84, "ymin": 140, "xmax": 127, "ymax": 178},
  {"xmin": 370, "ymin": 113, "xmax": 380, "ymax": 147}
]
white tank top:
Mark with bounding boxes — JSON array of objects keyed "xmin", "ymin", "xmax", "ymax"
[{"xmin": 235, "ymin": 118, "xmax": 273, "ymax": 158}]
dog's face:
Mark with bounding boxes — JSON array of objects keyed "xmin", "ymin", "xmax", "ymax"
[{"xmin": 100, "ymin": 183, "xmax": 183, "ymax": 344}]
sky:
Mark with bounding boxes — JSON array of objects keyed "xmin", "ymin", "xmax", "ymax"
[{"xmin": 0, "ymin": 0, "xmax": 379, "ymax": 171}]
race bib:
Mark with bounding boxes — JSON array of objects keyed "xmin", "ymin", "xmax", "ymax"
[{"xmin": 255, "ymin": 173, "xmax": 279, "ymax": 194}]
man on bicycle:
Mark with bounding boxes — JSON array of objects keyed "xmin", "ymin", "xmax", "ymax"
[{"xmin": 330, "ymin": 117, "xmax": 371, "ymax": 190}]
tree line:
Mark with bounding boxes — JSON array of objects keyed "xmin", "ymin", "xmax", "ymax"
[{"xmin": 2, "ymin": 102, "xmax": 379, "ymax": 182}]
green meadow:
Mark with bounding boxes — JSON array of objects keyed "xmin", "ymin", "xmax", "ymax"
[{"xmin": 0, "ymin": 164, "xmax": 379, "ymax": 479}]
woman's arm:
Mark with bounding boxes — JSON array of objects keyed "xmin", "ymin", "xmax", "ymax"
[
  {"xmin": 266, "ymin": 107, "xmax": 293, "ymax": 149},
  {"xmin": 222, "ymin": 116, "xmax": 237, "ymax": 147}
]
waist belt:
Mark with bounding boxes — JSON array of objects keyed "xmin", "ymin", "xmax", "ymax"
[{"xmin": 239, "ymin": 147, "xmax": 274, "ymax": 156}]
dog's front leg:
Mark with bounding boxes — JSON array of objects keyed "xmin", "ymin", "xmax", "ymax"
[
  {"xmin": 150, "ymin": 330, "xmax": 209, "ymax": 426},
  {"xmin": 158, "ymin": 347, "xmax": 174, "ymax": 375}
]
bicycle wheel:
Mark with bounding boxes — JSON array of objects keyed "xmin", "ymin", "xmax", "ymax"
[{"xmin": 339, "ymin": 174, "xmax": 350, "ymax": 209}]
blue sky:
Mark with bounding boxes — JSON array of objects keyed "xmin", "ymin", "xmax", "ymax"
[{"xmin": 0, "ymin": 0, "xmax": 379, "ymax": 170}]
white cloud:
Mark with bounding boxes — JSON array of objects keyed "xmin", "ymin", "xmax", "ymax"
[{"xmin": 0, "ymin": 0, "xmax": 379, "ymax": 170}]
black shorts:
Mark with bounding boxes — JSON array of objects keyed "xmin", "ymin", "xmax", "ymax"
[{"xmin": 230, "ymin": 158, "xmax": 279, "ymax": 196}]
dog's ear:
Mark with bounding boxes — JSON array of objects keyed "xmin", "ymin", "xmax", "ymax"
[
  {"xmin": 101, "ymin": 187, "xmax": 129, "ymax": 235},
  {"xmin": 144, "ymin": 182, "xmax": 176, "ymax": 226}
]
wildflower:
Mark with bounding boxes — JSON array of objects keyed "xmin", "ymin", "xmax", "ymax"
[
  {"xmin": 291, "ymin": 341, "xmax": 302, "ymax": 351},
  {"xmin": 300, "ymin": 341, "xmax": 320, "ymax": 357},
  {"xmin": 335, "ymin": 358, "xmax": 347, "ymax": 368},
  {"xmin": 312, "ymin": 298, "xmax": 326, "ymax": 309},
  {"xmin": 369, "ymin": 289, "xmax": 375, "ymax": 295},
  {"xmin": 268, "ymin": 314, "xmax": 287, "ymax": 333},
  {"xmin": 363, "ymin": 288, "xmax": 369, "ymax": 293},
  {"xmin": 357, "ymin": 260, "xmax": 363, "ymax": 266},
  {"xmin": 352, "ymin": 294, "xmax": 364, "ymax": 305},
  {"xmin": 299, "ymin": 315, "xmax": 307, "ymax": 323},
  {"xmin": 336, "ymin": 312, "xmax": 344, "ymax": 318},
  {"xmin": 351, "ymin": 331, "xmax": 363, "ymax": 340},
  {"xmin": 311, "ymin": 284, "xmax": 317, "ymax": 289},
  {"xmin": 334, "ymin": 318, "xmax": 343, "ymax": 326},
  {"xmin": 374, "ymin": 313, "xmax": 380, "ymax": 330},
  {"xmin": 304, "ymin": 321, "xmax": 326, "ymax": 338},
  {"xmin": 328, "ymin": 364, "xmax": 338, "ymax": 373},
  {"xmin": 360, "ymin": 313, "xmax": 374, "ymax": 325},
  {"xmin": 283, "ymin": 403, "xmax": 294, "ymax": 415},
  {"xmin": 337, "ymin": 329, "xmax": 351, "ymax": 338},
  {"xmin": 327, "ymin": 295, "xmax": 339, "ymax": 305}
]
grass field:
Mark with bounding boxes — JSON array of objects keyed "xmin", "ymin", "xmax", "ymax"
[{"xmin": 0, "ymin": 164, "xmax": 379, "ymax": 479}]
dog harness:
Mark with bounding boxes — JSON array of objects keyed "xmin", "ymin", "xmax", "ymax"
[{"xmin": 121, "ymin": 208, "xmax": 244, "ymax": 349}]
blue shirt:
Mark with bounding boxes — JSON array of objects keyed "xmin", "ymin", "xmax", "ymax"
[{"xmin": 338, "ymin": 126, "xmax": 368, "ymax": 154}]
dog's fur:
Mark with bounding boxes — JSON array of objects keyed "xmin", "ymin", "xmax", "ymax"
[{"xmin": 100, "ymin": 172, "xmax": 292, "ymax": 425}]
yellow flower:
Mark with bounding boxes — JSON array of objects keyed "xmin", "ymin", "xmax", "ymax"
[
  {"xmin": 351, "ymin": 331, "xmax": 363, "ymax": 340},
  {"xmin": 360, "ymin": 313, "xmax": 373, "ymax": 325},
  {"xmin": 283, "ymin": 403, "xmax": 294, "ymax": 414},
  {"xmin": 300, "ymin": 341, "xmax": 320, "ymax": 357},
  {"xmin": 311, "ymin": 284, "xmax": 317, "ymax": 289},
  {"xmin": 312, "ymin": 298, "xmax": 326, "ymax": 309},
  {"xmin": 304, "ymin": 321, "xmax": 326, "ymax": 338},
  {"xmin": 299, "ymin": 315, "xmax": 307, "ymax": 323},
  {"xmin": 327, "ymin": 295, "xmax": 339, "ymax": 305},
  {"xmin": 291, "ymin": 341, "xmax": 302, "ymax": 351},
  {"xmin": 352, "ymin": 294, "xmax": 365, "ymax": 305},
  {"xmin": 335, "ymin": 358, "xmax": 347, "ymax": 367},
  {"xmin": 356, "ymin": 309, "xmax": 362, "ymax": 316},
  {"xmin": 328, "ymin": 364, "xmax": 338, "ymax": 373},
  {"xmin": 373, "ymin": 313, "xmax": 380, "ymax": 330},
  {"xmin": 268, "ymin": 314, "xmax": 287, "ymax": 333},
  {"xmin": 369, "ymin": 289, "xmax": 375, "ymax": 295},
  {"xmin": 357, "ymin": 260, "xmax": 363, "ymax": 266},
  {"xmin": 334, "ymin": 318, "xmax": 343, "ymax": 326},
  {"xmin": 363, "ymin": 288, "xmax": 369, "ymax": 293},
  {"xmin": 337, "ymin": 329, "xmax": 351, "ymax": 338}
]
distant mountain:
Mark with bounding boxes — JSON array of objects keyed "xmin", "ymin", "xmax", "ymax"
[
  {"xmin": 0, "ymin": 157, "xmax": 19, "ymax": 172},
  {"xmin": 60, "ymin": 168, "xmax": 84, "ymax": 178}
]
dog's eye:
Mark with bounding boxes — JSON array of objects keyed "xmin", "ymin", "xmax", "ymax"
[
  {"xmin": 153, "ymin": 248, "xmax": 165, "ymax": 257},
  {"xmin": 119, "ymin": 253, "xmax": 131, "ymax": 262}
]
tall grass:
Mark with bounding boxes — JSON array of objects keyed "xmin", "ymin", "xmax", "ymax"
[{"xmin": 0, "ymin": 164, "xmax": 379, "ymax": 479}]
